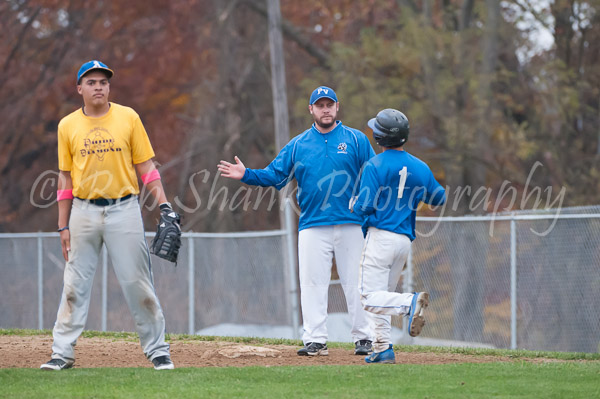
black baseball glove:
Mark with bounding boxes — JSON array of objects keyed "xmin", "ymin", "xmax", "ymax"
[{"xmin": 150, "ymin": 203, "xmax": 182, "ymax": 264}]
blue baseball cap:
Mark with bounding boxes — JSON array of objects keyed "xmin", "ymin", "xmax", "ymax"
[
  {"xmin": 77, "ymin": 60, "xmax": 114, "ymax": 84},
  {"xmin": 309, "ymin": 86, "xmax": 338, "ymax": 104}
]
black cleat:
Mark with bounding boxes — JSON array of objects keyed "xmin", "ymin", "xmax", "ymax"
[
  {"xmin": 152, "ymin": 355, "xmax": 175, "ymax": 370},
  {"xmin": 354, "ymin": 339, "xmax": 373, "ymax": 355},
  {"xmin": 297, "ymin": 342, "xmax": 329, "ymax": 356},
  {"xmin": 40, "ymin": 358, "xmax": 73, "ymax": 371}
]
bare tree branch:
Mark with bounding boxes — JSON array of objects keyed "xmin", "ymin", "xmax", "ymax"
[
  {"xmin": 1, "ymin": 6, "xmax": 41, "ymax": 79},
  {"xmin": 240, "ymin": 0, "xmax": 330, "ymax": 67},
  {"xmin": 512, "ymin": 0, "xmax": 553, "ymax": 31}
]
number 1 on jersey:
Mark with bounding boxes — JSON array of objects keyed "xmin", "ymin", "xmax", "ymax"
[{"xmin": 398, "ymin": 166, "xmax": 407, "ymax": 198}]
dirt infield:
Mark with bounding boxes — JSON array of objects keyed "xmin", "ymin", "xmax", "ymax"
[{"xmin": 0, "ymin": 335, "xmax": 525, "ymax": 369}]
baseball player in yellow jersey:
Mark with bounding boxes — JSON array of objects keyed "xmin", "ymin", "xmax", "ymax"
[{"xmin": 41, "ymin": 60, "xmax": 175, "ymax": 371}]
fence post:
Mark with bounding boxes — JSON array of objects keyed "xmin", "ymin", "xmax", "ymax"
[
  {"xmin": 284, "ymin": 199, "xmax": 300, "ymax": 339},
  {"xmin": 37, "ymin": 233, "xmax": 43, "ymax": 330},
  {"xmin": 510, "ymin": 215, "xmax": 517, "ymax": 349},
  {"xmin": 102, "ymin": 245, "xmax": 108, "ymax": 332},
  {"xmin": 188, "ymin": 236, "xmax": 195, "ymax": 335}
]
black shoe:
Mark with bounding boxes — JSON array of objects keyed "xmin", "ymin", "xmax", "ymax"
[
  {"xmin": 152, "ymin": 355, "xmax": 175, "ymax": 370},
  {"xmin": 354, "ymin": 339, "xmax": 373, "ymax": 355},
  {"xmin": 297, "ymin": 342, "xmax": 328, "ymax": 356},
  {"xmin": 40, "ymin": 358, "xmax": 73, "ymax": 371}
]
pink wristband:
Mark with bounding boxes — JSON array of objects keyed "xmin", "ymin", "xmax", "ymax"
[
  {"xmin": 141, "ymin": 169, "xmax": 161, "ymax": 185},
  {"xmin": 57, "ymin": 189, "xmax": 74, "ymax": 201}
]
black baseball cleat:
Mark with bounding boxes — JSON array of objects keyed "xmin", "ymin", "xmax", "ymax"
[
  {"xmin": 354, "ymin": 340, "xmax": 373, "ymax": 355},
  {"xmin": 40, "ymin": 358, "xmax": 74, "ymax": 371},
  {"xmin": 297, "ymin": 342, "xmax": 328, "ymax": 356},
  {"xmin": 152, "ymin": 355, "xmax": 175, "ymax": 370}
]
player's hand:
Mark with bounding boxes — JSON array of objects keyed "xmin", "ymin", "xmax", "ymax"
[
  {"xmin": 218, "ymin": 156, "xmax": 246, "ymax": 180},
  {"xmin": 60, "ymin": 229, "xmax": 71, "ymax": 261}
]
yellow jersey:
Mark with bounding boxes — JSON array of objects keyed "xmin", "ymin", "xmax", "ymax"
[{"xmin": 57, "ymin": 102, "xmax": 155, "ymax": 199}]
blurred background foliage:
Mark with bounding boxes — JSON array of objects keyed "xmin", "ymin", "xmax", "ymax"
[{"xmin": 1, "ymin": 0, "xmax": 599, "ymax": 232}]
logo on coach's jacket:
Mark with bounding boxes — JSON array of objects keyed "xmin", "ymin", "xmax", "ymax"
[
  {"xmin": 337, "ymin": 142, "xmax": 348, "ymax": 154},
  {"xmin": 80, "ymin": 127, "xmax": 122, "ymax": 161}
]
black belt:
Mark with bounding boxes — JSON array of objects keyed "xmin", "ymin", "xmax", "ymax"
[{"xmin": 76, "ymin": 194, "xmax": 133, "ymax": 206}]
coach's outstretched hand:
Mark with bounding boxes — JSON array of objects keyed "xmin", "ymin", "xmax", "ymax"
[{"xmin": 218, "ymin": 156, "xmax": 246, "ymax": 180}]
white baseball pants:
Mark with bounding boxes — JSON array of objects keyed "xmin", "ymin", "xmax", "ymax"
[
  {"xmin": 359, "ymin": 227, "xmax": 415, "ymax": 353},
  {"xmin": 298, "ymin": 224, "xmax": 371, "ymax": 344},
  {"xmin": 51, "ymin": 197, "xmax": 170, "ymax": 362}
]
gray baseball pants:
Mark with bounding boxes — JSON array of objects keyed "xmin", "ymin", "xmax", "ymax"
[{"xmin": 51, "ymin": 196, "xmax": 170, "ymax": 363}]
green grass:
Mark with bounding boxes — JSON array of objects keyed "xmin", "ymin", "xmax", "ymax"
[
  {"xmin": 1, "ymin": 329, "xmax": 599, "ymax": 398},
  {"xmin": 2, "ymin": 363, "xmax": 599, "ymax": 399}
]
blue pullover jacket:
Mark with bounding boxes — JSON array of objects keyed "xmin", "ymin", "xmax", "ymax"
[{"xmin": 242, "ymin": 121, "xmax": 375, "ymax": 230}]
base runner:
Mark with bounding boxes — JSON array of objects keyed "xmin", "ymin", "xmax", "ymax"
[{"xmin": 352, "ymin": 109, "xmax": 446, "ymax": 364}]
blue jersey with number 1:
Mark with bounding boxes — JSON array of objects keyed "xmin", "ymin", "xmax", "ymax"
[{"xmin": 352, "ymin": 149, "xmax": 446, "ymax": 240}]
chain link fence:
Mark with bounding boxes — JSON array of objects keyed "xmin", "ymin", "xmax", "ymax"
[{"xmin": 1, "ymin": 208, "xmax": 599, "ymax": 353}]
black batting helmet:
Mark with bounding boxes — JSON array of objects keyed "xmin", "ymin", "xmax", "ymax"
[{"xmin": 367, "ymin": 108, "xmax": 409, "ymax": 147}]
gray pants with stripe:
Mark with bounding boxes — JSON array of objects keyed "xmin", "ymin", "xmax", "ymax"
[{"xmin": 51, "ymin": 196, "xmax": 170, "ymax": 363}]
